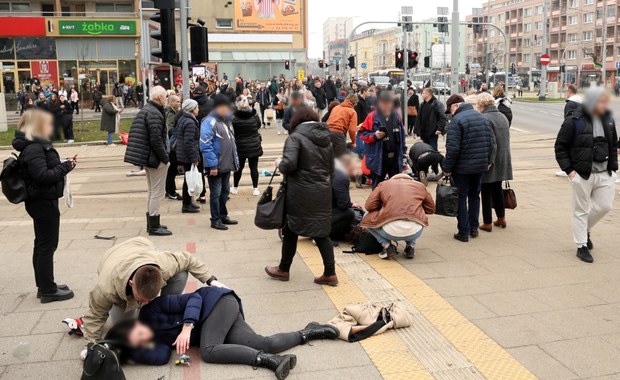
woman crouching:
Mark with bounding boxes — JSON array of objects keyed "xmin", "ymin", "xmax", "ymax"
[{"xmin": 106, "ymin": 286, "xmax": 338, "ymax": 380}]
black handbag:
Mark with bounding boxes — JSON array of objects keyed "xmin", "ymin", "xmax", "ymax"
[
  {"xmin": 254, "ymin": 168, "xmax": 286, "ymax": 230},
  {"xmin": 81, "ymin": 340, "xmax": 126, "ymax": 380},
  {"xmin": 435, "ymin": 178, "xmax": 459, "ymax": 217}
]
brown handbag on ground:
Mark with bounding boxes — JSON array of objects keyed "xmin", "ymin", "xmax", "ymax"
[{"xmin": 503, "ymin": 181, "xmax": 517, "ymax": 209}]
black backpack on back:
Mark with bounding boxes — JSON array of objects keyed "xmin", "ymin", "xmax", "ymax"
[
  {"xmin": 1, "ymin": 153, "xmax": 28, "ymax": 204},
  {"xmin": 81, "ymin": 341, "xmax": 126, "ymax": 380}
]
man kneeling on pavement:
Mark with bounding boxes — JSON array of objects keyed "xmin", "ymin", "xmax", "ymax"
[
  {"xmin": 359, "ymin": 174, "xmax": 435, "ymax": 259},
  {"xmin": 64, "ymin": 237, "xmax": 222, "ymax": 351},
  {"xmin": 409, "ymin": 140, "xmax": 445, "ymax": 186}
]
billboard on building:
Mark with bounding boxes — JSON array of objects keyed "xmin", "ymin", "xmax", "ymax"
[{"xmin": 234, "ymin": 0, "xmax": 301, "ymax": 32}]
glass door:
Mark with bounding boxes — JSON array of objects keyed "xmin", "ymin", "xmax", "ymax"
[{"xmin": 2, "ymin": 71, "xmax": 16, "ymax": 93}]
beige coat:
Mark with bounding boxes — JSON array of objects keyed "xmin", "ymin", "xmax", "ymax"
[
  {"xmin": 329, "ymin": 302, "xmax": 411, "ymax": 341},
  {"xmin": 82, "ymin": 237, "xmax": 211, "ymax": 342}
]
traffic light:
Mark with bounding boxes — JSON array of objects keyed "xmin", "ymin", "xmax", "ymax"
[
  {"xmin": 492, "ymin": 65, "xmax": 498, "ymax": 74},
  {"xmin": 424, "ymin": 56, "xmax": 431, "ymax": 68},
  {"xmin": 189, "ymin": 26, "xmax": 208, "ymax": 64},
  {"xmin": 348, "ymin": 55, "xmax": 355, "ymax": 69},
  {"xmin": 465, "ymin": 63, "xmax": 470, "ymax": 75},
  {"xmin": 511, "ymin": 62, "xmax": 517, "ymax": 75},
  {"xmin": 472, "ymin": 17, "xmax": 484, "ymax": 34},
  {"xmin": 559, "ymin": 64, "xmax": 566, "ymax": 73},
  {"xmin": 408, "ymin": 51, "xmax": 418, "ymax": 69},
  {"xmin": 335, "ymin": 62, "xmax": 340, "ymax": 71},
  {"xmin": 395, "ymin": 50, "xmax": 404, "ymax": 69},
  {"xmin": 318, "ymin": 59, "xmax": 324, "ymax": 68},
  {"xmin": 150, "ymin": 0, "xmax": 177, "ymax": 64},
  {"xmin": 285, "ymin": 60, "xmax": 290, "ymax": 70},
  {"xmin": 437, "ymin": 17, "xmax": 449, "ymax": 33}
]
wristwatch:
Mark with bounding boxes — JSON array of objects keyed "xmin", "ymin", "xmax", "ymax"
[
  {"xmin": 206, "ymin": 275, "xmax": 218, "ymax": 286},
  {"xmin": 183, "ymin": 322, "xmax": 194, "ymax": 329}
]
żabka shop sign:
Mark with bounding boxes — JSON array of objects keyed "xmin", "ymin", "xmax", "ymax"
[{"xmin": 58, "ymin": 20, "xmax": 137, "ymax": 36}]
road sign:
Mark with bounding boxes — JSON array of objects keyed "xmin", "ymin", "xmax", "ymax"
[
  {"xmin": 540, "ymin": 54, "xmax": 551, "ymax": 66},
  {"xmin": 361, "ymin": 63, "xmax": 367, "ymax": 69},
  {"xmin": 297, "ymin": 69, "xmax": 305, "ymax": 81}
]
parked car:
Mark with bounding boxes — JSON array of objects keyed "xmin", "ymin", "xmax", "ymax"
[{"xmin": 432, "ymin": 82, "xmax": 451, "ymax": 95}]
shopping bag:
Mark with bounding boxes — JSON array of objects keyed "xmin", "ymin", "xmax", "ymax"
[
  {"xmin": 435, "ymin": 178, "xmax": 459, "ymax": 217},
  {"xmin": 265, "ymin": 108, "xmax": 275, "ymax": 120},
  {"xmin": 185, "ymin": 165, "xmax": 203, "ymax": 197},
  {"xmin": 503, "ymin": 181, "xmax": 517, "ymax": 209},
  {"xmin": 255, "ymin": 167, "xmax": 286, "ymax": 230}
]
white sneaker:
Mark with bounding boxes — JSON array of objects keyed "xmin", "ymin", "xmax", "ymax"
[
  {"xmin": 252, "ymin": 188, "xmax": 260, "ymax": 196},
  {"xmin": 67, "ymin": 139, "xmax": 74, "ymax": 144},
  {"xmin": 555, "ymin": 170, "xmax": 568, "ymax": 177},
  {"xmin": 230, "ymin": 187, "xmax": 238, "ymax": 195}
]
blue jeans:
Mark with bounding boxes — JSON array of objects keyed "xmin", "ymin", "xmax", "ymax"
[
  {"xmin": 367, "ymin": 226, "xmax": 425, "ymax": 247},
  {"xmin": 107, "ymin": 132, "xmax": 114, "ymax": 145},
  {"xmin": 451, "ymin": 173, "xmax": 483, "ymax": 236},
  {"xmin": 207, "ymin": 171, "xmax": 231, "ymax": 222}
]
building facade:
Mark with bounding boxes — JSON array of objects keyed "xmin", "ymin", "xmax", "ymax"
[
  {"xmin": 350, "ymin": 29, "xmax": 376, "ymax": 76},
  {"xmin": 191, "ymin": 0, "xmax": 308, "ymax": 81},
  {"xmin": 323, "ymin": 17, "xmax": 352, "ymax": 58},
  {"xmin": 465, "ymin": 0, "xmax": 620, "ymax": 88}
]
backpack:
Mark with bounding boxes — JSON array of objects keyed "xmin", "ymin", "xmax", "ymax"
[
  {"xmin": 1, "ymin": 153, "xmax": 28, "ymax": 204},
  {"xmin": 343, "ymin": 226, "xmax": 384, "ymax": 254},
  {"xmin": 81, "ymin": 341, "xmax": 126, "ymax": 380}
]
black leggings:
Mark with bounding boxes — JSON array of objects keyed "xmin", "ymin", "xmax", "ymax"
[
  {"xmin": 481, "ymin": 181, "xmax": 505, "ymax": 224},
  {"xmin": 278, "ymin": 224, "xmax": 336, "ymax": 277},
  {"xmin": 233, "ymin": 157, "xmax": 259, "ymax": 188},
  {"xmin": 200, "ymin": 295, "xmax": 302, "ymax": 364}
]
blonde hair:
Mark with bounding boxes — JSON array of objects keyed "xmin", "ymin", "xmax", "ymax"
[
  {"xmin": 464, "ymin": 95, "xmax": 479, "ymax": 105},
  {"xmin": 477, "ymin": 92, "xmax": 495, "ymax": 109},
  {"xmin": 17, "ymin": 109, "xmax": 53, "ymax": 141}
]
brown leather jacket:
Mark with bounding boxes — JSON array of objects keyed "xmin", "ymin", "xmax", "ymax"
[{"xmin": 359, "ymin": 174, "xmax": 435, "ymax": 228}]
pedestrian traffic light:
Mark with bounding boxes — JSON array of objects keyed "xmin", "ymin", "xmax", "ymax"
[
  {"xmin": 285, "ymin": 60, "xmax": 290, "ymax": 70},
  {"xmin": 437, "ymin": 17, "xmax": 449, "ymax": 33},
  {"xmin": 189, "ymin": 26, "xmax": 209, "ymax": 64},
  {"xmin": 408, "ymin": 51, "xmax": 418, "ymax": 69},
  {"xmin": 395, "ymin": 50, "xmax": 404, "ymax": 69},
  {"xmin": 150, "ymin": 0, "xmax": 177, "ymax": 64},
  {"xmin": 465, "ymin": 63, "xmax": 470, "ymax": 75},
  {"xmin": 348, "ymin": 55, "xmax": 355, "ymax": 70},
  {"xmin": 511, "ymin": 62, "xmax": 517, "ymax": 75},
  {"xmin": 318, "ymin": 59, "xmax": 324, "ymax": 68},
  {"xmin": 424, "ymin": 56, "xmax": 430, "ymax": 68}
]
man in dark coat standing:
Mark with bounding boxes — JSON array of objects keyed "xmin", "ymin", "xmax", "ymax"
[
  {"xmin": 415, "ymin": 88, "xmax": 447, "ymax": 156},
  {"xmin": 124, "ymin": 86, "xmax": 172, "ymax": 236},
  {"xmin": 324, "ymin": 75, "xmax": 338, "ymax": 103},
  {"xmin": 564, "ymin": 84, "xmax": 582, "ymax": 119},
  {"xmin": 443, "ymin": 95, "xmax": 496, "ymax": 243},
  {"xmin": 311, "ymin": 78, "xmax": 328, "ymax": 119}
]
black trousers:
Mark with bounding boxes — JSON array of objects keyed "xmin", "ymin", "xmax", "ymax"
[
  {"xmin": 371, "ymin": 156, "xmax": 400, "ymax": 189},
  {"xmin": 279, "ymin": 224, "xmax": 335, "ymax": 276},
  {"xmin": 62, "ymin": 121, "xmax": 74, "ymax": 140},
  {"xmin": 331, "ymin": 208, "xmax": 355, "ymax": 241},
  {"xmin": 200, "ymin": 295, "xmax": 302, "ymax": 364},
  {"xmin": 330, "ymin": 132, "xmax": 348, "ymax": 158},
  {"xmin": 166, "ymin": 150, "xmax": 179, "ymax": 196},
  {"xmin": 25, "ymin": 199, "xmax": 60, "ymax": 293},
  {"xmin": 233, "ymin": 156, "xmax": 259, "ymax": 188},
  {"xmin": 481, "ymin": 181, "xmax": 505, "ymax": 225},
  {"xmin": 71, "ymin": 101, "xmax": 79, "ymax": 114},
  {"xmin": 413, "ymin": 152, "xmax": 444, "ymax": 176},
  {"xmin": 94, "ymin": 100, "xmax": 101, "ymax": 112},
  {"xmin": 407, "ymin": 116, "xmax": 416, "ymax": 135}
]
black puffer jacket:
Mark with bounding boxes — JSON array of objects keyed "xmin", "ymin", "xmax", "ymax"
[
  {"xmin": 174, "ymin": 111, "xmax": 200, "ymax": 165},
  {"xmin": 279, "ymin": 122, "xmax": 334, "ymax": 237},
  {"xmin": 554, "ymin": 106, "xmax": 618, "ymax": 179},
  {"xmin": 444, "ymin": 104, "xmax": 497, "ymax": 175},
  {"xmin": 12, "ymin": 131, "xmax": 73, "ymax": 200},
  {"xmin": 124, "ymin": 101, "xmax": 169, "ymax": 168},
  {"xmin": 194, "ymin": 94, "xmax": 213, "ymax": 123},
  {"xmin": 232, "ymin": 109, "xmax": 263, "ymax": 159},
  {"xmin": 415, "ymin": 96, "xmax": 447, "ymax": 137}
]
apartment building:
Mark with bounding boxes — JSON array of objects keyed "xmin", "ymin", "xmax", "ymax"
[
  {"xmin": 465, "ymin": 0, "xmax": 620, "ymax": 87},
  {"xmin": 323, "ymin": 17, "xmax": 352, "ymax": 58},
  {"xmin": 349, "ymin": 29, "xmax": 376, "ymax": 75},
  {"xmin": 0, "ymin": 0, "xmax": 141, "ymax": 96}
]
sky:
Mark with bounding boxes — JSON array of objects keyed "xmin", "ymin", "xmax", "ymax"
[{"xmin": 307, "ymin": 0, "xmax": 484, "ymax": 58}]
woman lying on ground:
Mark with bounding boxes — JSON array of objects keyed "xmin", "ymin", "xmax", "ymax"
[{"xmin": 106, "ymin": 285, "xmax": 339, "ymax": 380}]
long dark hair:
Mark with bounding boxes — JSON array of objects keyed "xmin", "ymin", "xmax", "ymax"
[
  {"xmin": 289, "ymin": 106, "xmax": 320, "ymax": 132},
  {"xmin": 105, "ymin": 319, "xmax": 138, "ymax": 364}
]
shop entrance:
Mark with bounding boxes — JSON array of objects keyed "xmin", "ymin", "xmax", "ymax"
[{"xmin": 82, "ymin": 61, "xmax": 118, "ymax": 95}]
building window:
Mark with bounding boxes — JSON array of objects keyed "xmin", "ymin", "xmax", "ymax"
[
  {"xmin": 524, "ymin": 8, "xmax": 532, "ymax": 16},
  {"xmin": 498, "ymin": 14, "xmax": 504, "ymax": 22},
  {"xmin": 569, "ymin": 0, "xmax": 578, "ymax": 7},
  {"xmin": 489, "ymin": 29, "xmax": 495, "ymax": 37},
  {"xmin": 583, "ymin": 31, "xmax": 593, "ymax": 41},
  {"xmin": 95, "ymin": 3, "xmax": 133, "ymax": 13},
  {"xmin": 584, "ymin": 0, "xmax": 593, "ymax": 4},
  {"xmin": 524, "ymin": 38, "xmax": 531, "ymax": 47},
  {"xmin": 583, "ymin": 13, "xmax": 593, "ymax": 23},
  {"xmin": 536, "ymin": 6, "xmax": 543, "ymax": 14},
  {"xmin": 216, "ymin": 18, "xmax": 233, "ymax": 28},
  {"xmin": 535, "ymin": 21, "xmax": 543, "ymax": 30},
  {"xmin": 567, "ymin": 50, "xmax": 577, "ymax": 60},
  {"xmin": 567, "ymin": 33, "xmax": 577, "ymax": 42},
  {"xmin": 568, "ymin": 15, "xmax": 578, "ymax": 25},
  {"xmin": 524, "ymin": 54, "xmax": 531, "ymax": 62},
  {"xmin": 524, "ymin": 23, "xmax": 532, "ymax": 32},
  {"xmin": 617, "ymin": 46, "xmax": 620, "ymax": 56},
  {"xmin": 1, "ymin": 2, "xmax": 31, "ymax": 12}
]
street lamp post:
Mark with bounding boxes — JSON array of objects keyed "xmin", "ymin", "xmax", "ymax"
[{"xmin": 539, "ymin": 0, "xmax": 548, "ymax": 100}]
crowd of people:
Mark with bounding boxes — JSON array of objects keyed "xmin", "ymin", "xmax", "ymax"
[{"xmin": 8, "ymin": 67, "xmax": 619, "ymax": 378}]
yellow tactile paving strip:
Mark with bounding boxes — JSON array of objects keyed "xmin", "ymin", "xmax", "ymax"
[
  {"xmin": 296, "ymin": 239, "xmax": 536, "ymax": 380},
  {"xmin": 361, "ymin": 254, "xmax": 535, "ymax": 380}
]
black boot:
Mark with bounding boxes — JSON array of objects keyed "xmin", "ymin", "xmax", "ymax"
[
  {"xmin": 146, "ymin": 212, "xmax": 167, "ymax": 230},
  {"xmin": 255, "ymin": 352, "xmax": 296, "ymax": 380},
  {"xmin": 148, "ymin": 215, "xmax": 172, "ymax": 236},
  {"xmin": 298, "ymin": 322, "xmax": 339, "ymax": 344}
]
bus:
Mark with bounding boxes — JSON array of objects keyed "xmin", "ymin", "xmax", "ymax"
[{"xmin": 368, "ymin": 69, "xmax": 405, "ymax": 86}]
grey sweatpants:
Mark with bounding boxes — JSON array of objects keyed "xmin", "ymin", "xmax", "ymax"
[
  {"xmin": 200, "ymin": 294, "xmax": 302, "ymax": 364},
  {"xmin": 571, "ymin": 171, "xmax": 616, "ymax": 247}
]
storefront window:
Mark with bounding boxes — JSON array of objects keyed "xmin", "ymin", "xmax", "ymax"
[
  {"xmin": 59, "ymin": 60, "xmax": 78, "ymax": 90},
  {"xmin": 118, "ymin": 59, "xmax": 136, "ymax": 86},
  {"xmin": 17, "ymin": 61, "xmax": 29, "ymax": 69}
]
